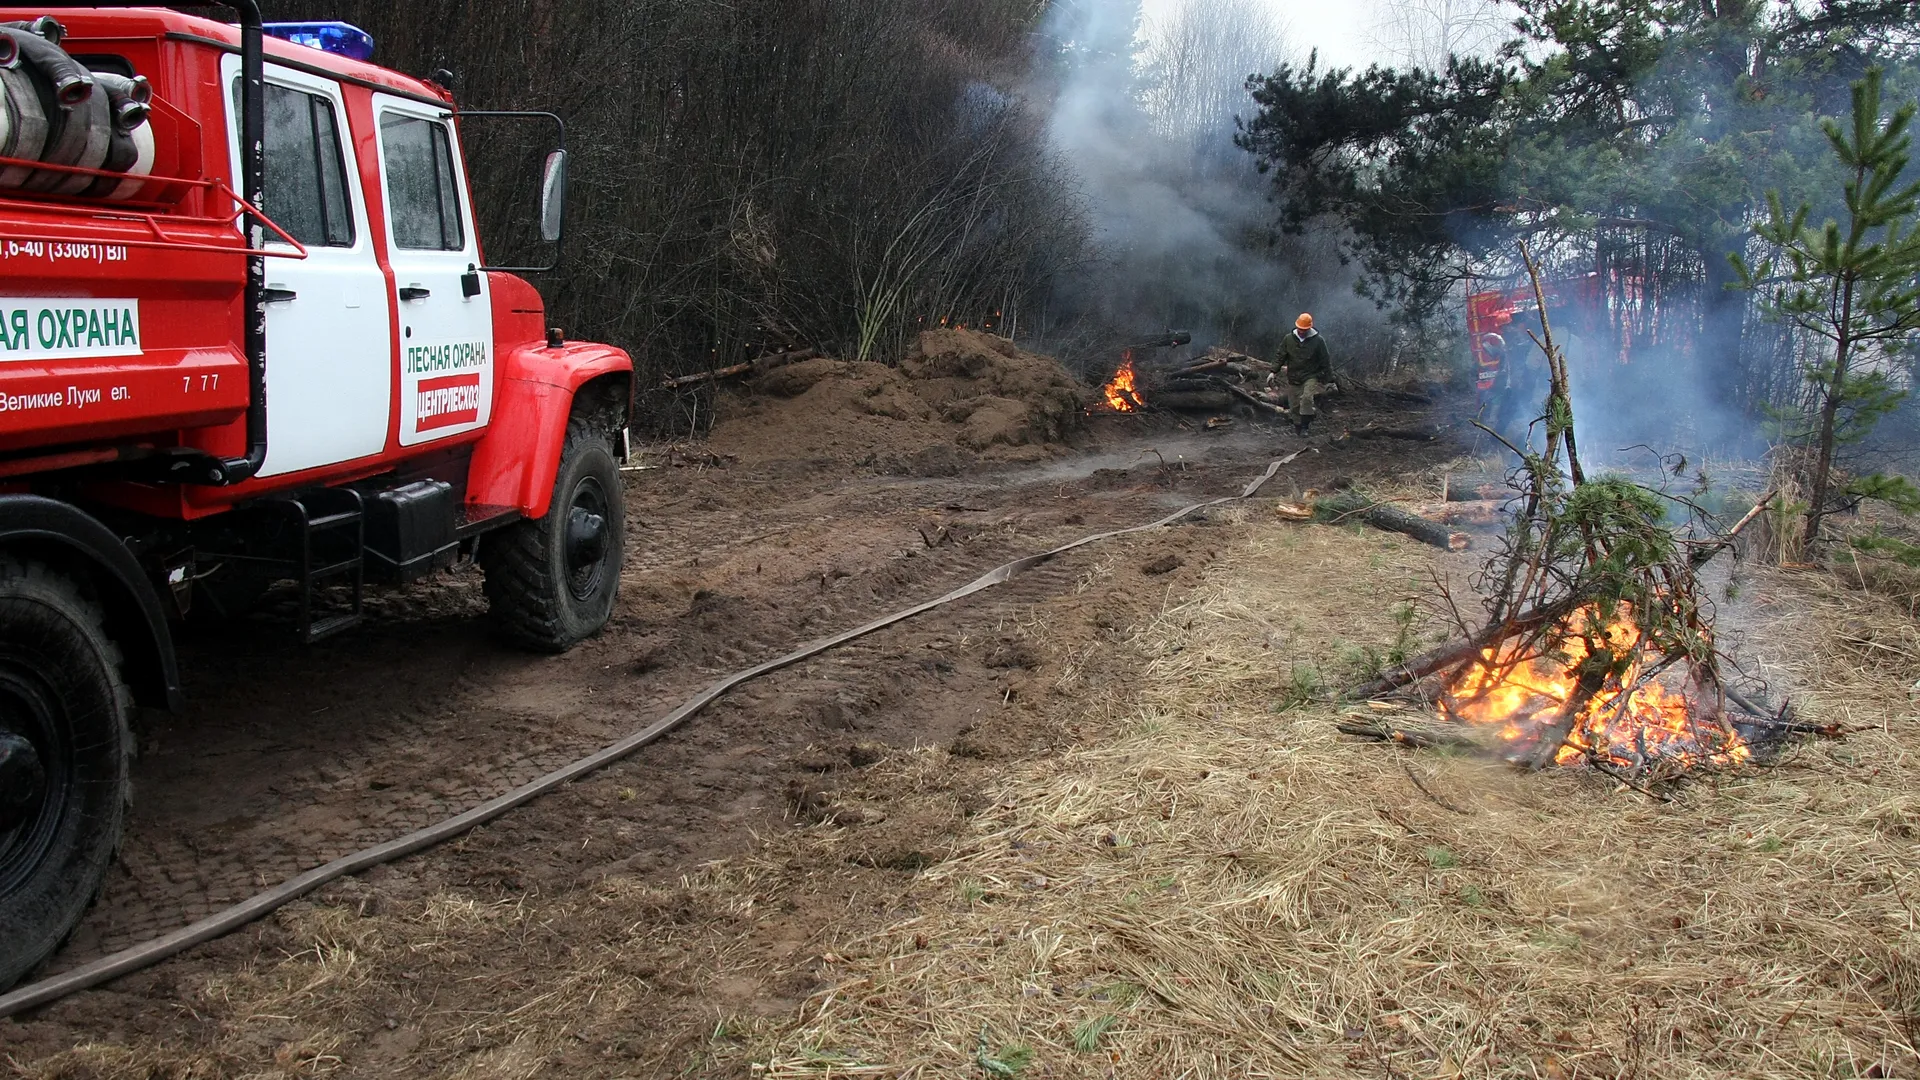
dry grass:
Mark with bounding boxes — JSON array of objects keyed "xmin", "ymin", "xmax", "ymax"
[
  {"xmin": 738, "ymin": 521, "xmax": 1920, "ymax": 1078},
  {"xmin": 13, "ymin": 875, "xmax": 775, "ymax": 1080},
  {"xmin": 13, "ymin": 511, "xmax": 1917, "ymax": 1080}
]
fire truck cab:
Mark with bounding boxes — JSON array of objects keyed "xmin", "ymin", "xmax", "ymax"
[{"xmin": 0, "ymin": 4, "xmax": 633, "ymax": 987}]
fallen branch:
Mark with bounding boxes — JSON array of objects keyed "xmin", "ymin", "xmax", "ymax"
[
  {"xmin": 1208, "ymin": 377, "xmax": 1288, "ymax": 416},
  {"xmin": 660, "ymin": 348, "xmax": 819, "ymax": 389},
  {"xmin": 1343, "ymin": 425, "xmax": 1443, "ymax": 442},
  {"xmin": 1344, "ymin": 596, "xmax": 1582, "ymax": 701},
  {"xmin": 1335, "ymin": 721, "xmax": 1486, "ymax": 752},
  {"xmin": 1587, "ymin": 757, "xmax": 1675, "ymax": 803},
  {"xmin": 1688, "ymin": 490, "xmax": 1777, "ymax": 566},
  {"xmin": 1400, "ymin": 757, "xmax": 1474, "ymax": 814},
  {"xmin": 1724, "ymin": 687, "xmax": 1834, "ymax": 735}
]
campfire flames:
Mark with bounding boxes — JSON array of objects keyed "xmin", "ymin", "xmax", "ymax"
[
  {"xmin": 1101, "ymin": 353, "xmax": 1144, "ymax": 412},
  {"xmin": 1442, "ymin": 604, "xmax": 1751, "ymax": 769}
]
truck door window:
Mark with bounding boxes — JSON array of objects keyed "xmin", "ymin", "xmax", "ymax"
[
  {"xmin": 380, "ymin": 113, "xmax": 464, "ymax": 251},
  {"xmin": 243, "ymin": 81, "xmax": 354, "ymax": 247}
]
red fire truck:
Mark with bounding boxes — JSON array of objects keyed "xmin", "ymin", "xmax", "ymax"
[
  {"xmin": 0, "ymin": 4, "xmax": 633, "ymax": 986},
  {"xmin": 1466, "ymin": 273, "xmax": 1605, "ymax": 394}
]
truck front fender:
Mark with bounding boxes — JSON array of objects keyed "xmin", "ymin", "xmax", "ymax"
[
  {"xmin": 467, "ymin": 342, "xmax": 633, "ymax": 519},
  {"xmin": 0, "ymin": 495, "xmax": 182, "ymax": 712}
]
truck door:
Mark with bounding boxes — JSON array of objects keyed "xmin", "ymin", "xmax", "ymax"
[
  {"xmin": 370, "ymin": 94, "xmax": 494, "ymax": 446},
  {"xmin": 223, "ymin": 58, "xmax": 392, "ymax": 477}
]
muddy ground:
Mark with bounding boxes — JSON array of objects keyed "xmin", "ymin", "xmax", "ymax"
[{"xmin": 4, "ymin": 389, "xmax": 1463, "ymax": 1071}]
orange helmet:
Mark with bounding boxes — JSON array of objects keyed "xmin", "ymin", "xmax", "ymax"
[{"xmin": 1295, "ymin": 313, "xmax": 1314, "ymax": 330}]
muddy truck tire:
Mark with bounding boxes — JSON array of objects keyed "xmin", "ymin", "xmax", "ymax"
[
  {"xmin": 0, "ymin": 557, "xmax": 132, "ymax": 990},
  {"xmin": 481, "ymin": 415, "xmax": 625, "ymax": 652}
]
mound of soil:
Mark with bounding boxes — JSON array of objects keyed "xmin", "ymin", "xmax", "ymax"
[{"xmin": 708, "ymin": 329, "xmax": 1086, "ymax": 472}]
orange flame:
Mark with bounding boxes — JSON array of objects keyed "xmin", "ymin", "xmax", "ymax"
[
  {"xmin": 1443, "ymin": 604, "xmax": 1749, "ymax": 769},
  {"xmin": 1101, "ymin": 353, "xmax": 1144, "ymax": 413}
]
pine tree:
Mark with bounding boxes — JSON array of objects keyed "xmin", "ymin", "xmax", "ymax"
[{"xmin": 1734, "ymin": 68, "xmax": 1920, "ymax": 552}]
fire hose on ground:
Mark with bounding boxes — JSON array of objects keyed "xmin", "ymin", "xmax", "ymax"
[{"xmin": 0, "ymin": 452, "xmax": 1303, "ymax": 1019}]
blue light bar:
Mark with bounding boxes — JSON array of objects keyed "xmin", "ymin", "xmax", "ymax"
[{"xmin": 262, "ymin": 21, "xmax": 375, "ymax": 62}]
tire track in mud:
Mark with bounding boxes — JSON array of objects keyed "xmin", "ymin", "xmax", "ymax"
[
  {"xmin": 431, "ymin": 537, "xmax": 1144, "ymax": 903},
  {"xmin": 44, "ymin": 452, "xmax": 1246, "ymax": 973}
]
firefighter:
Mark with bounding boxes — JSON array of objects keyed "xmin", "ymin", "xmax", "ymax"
[
  {"xmin": 1490, "ymin": 332, "xmax": 1549, "ymax": 440},
  {"xmin": 1482, "ymin": 331, "xmax": 1512, "ymax": 429},
  {"xmin": 1277, "ymin": 312, "xmax": 1334, "ymax": 436}
]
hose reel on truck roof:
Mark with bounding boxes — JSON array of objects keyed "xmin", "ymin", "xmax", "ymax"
[
  {"xmin": 0, "ymin": 15, "xmax": 155, "ymax": 197},
  {"xmin": 0, "ymin": 2, "xmax": 272, "ymax": 486}
]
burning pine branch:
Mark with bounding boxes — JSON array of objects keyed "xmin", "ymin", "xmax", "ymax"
[{"xmin": 1346, "ymin": 244, "xmax": 1795, "ymax": 781}]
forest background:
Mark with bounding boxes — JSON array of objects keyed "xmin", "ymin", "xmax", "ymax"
[{"xmin": 253, "ymin": 0, "xmax": 1920, "ymax": 473}]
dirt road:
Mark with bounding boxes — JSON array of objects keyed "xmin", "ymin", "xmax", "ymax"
[{"xmin": 10, "ymin": 397, "xmax": 1459, "ymax": 1059}]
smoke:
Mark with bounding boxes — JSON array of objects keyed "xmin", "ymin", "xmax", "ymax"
[
  {"xmin": 1035, "ymin": 0, "xmax": 1384, "ymax": 371},
  {"xmin": 1464, "ymin": 8, "xmax": 1920, "ymax": 464}
]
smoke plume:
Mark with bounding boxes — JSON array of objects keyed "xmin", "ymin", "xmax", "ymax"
[{"xmin": 1036, "ymin": 0, "xmax": 1385, "ymax": 373}]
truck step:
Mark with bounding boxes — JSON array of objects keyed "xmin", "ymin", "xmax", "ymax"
[
  {"xmin": 454, "ymin": 502, "xmax": 521, "ymax": 538},
  {"xmin": 309, "ymin": 556, "xmax": 364, "ymax": 581},
  {"xmin": 285, "ymin": 489, "xmax": 365, "ymax": 644},
  {"xmin": 306, "ymin": 510, "xmax": 363, "ymax": 531}
]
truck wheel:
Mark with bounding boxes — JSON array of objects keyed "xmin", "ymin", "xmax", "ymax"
[
  {"xmin": 0, "ymin": 558, "xmax": 131, "ymax": 990},
  {"xmin": 481, "ymin": 416, "xmax": 625, "ymax": 652}
]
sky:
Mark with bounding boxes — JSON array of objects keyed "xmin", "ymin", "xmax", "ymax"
[{"xmin": 1140, "ymin": 0, "xmax": 1378, "ymax": 71}]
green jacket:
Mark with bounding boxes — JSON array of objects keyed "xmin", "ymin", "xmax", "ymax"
[{"xmin": 1279, "ymin": 330, "xmax": 1333, "ymax": 385}]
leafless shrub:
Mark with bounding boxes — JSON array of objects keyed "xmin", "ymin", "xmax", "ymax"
[{"xmin": 262, "ymin": 0, "xmax": 1090, "ymax": 422}]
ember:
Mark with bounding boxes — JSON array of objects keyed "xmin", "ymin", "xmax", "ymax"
[
  {"xmin": 1100, "ymin": 353, "xmax": 1144, "ymax": 412},
  {"xmin": 1442, "ymin": 603, "xmax": 1750, "ymax": 769}
]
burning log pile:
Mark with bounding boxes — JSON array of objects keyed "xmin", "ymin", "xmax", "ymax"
[
  {"xmin": 1343, "ymin": 249, "xmax": 1813, "ymax": 784},
  {"xmin": 1096, "ymin": 339, "xmax": 1279, "ymax": 419}
]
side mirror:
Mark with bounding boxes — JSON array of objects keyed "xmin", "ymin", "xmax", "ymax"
[
  {"xmin": 539, "ymin": 149, "xmax": 567, "ymax": 244},
  {"xmin": 466, "ymin": 109, "xmax": 565, "ymax": 272}
]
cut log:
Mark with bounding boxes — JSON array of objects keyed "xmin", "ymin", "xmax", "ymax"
[
  {"xmin": 1442, "ymin": 474, "xmax": 1512, "ymax": 502},
  {"xmin": 1170, "ymin": 357, "xmax": 1231, "ymax": 376},
  {"xmin": 1317, "ymin": 491, "xmax": 1469, "ymax": 551},
  {"xmin": 1410, "ymin": 499, "xmax": 1507, "ymax": 526}
]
